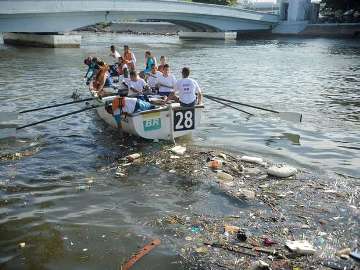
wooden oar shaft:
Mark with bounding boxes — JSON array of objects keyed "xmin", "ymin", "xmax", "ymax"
[
  {"xmin": 204, "ymin": 94, "xmax": 279, "ymax": 114},
  {"xmin": 205, "ymin": 95, "xmax": 254, "ymax": 116},
  {"xmin": 19, "ymin": 97, "xmax": 95, "ymax": 114},
  {"xmin": 17, "ymin": 105, "xmax": 102, "ymax": 130}
]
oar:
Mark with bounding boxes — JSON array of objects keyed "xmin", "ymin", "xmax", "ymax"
[
  {"xmin": 204, "ymin": 94, "xmax": 302, "ymax": 122},
  {"xmin": 0, "ymin": 97, "xmax": 96, "ymax": 124},
  {"xmin": 0, "ymin": 104, "xmax": 103, "ymax": 139},
  {"xmin": 205, "ymin": 95, "xmax": 254, "ymax": 116},
  {"xmin": 17, "ymin": 104, "xmax": 102, "ymax": 130}
]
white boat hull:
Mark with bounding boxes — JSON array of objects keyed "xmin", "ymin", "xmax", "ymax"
[{"xmin": 91, "ymin": 92, "xmax": 203, "ymax": 141}]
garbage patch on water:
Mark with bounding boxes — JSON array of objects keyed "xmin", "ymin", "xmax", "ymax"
[{"xmin": 112, "ymin": 144, "xmax": 359, "ymax": 269}]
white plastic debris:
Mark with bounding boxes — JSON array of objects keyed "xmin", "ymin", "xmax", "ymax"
[
  {"xmin": 170, "ymin": 145, "xmax": 186, "ymax": 155},
  {"xmin": 244, "ymin": 167, "xmax": 262, "ymax": 175},
  {"xmin": 216, "ymin": 171, "xmax": 234, "ymax": 182},
  {"xmin": 126, "ymin": 153, "xmax": 141, "ymax": 162},
  {"xmin": 267, "ymin": 164, "xmax": 297, "ymax": 178},
  {"xmin": 251, "ymin": 260, "xmax": 270, "ymax": 270},
  {"xmin": 336, "ymin": 248, "xmax": 351, "ymax": 257},
  {"xmin": 240, "ymin": 156, "xmax": 265, "ymax": 165},
  {"xmin": 170, "ymin": 155, "xmax": 180, "ymax": 159},
  {"xmin": 285, "ymin": 240, "xmax": 315, "ymax": 255},
  {"xmin": 19, "ymin": 242, "xmax": 26, "ymax": 248},
  {"xmin": 237, "ymin": 189, "xmax": 256, "ymax": 200}
]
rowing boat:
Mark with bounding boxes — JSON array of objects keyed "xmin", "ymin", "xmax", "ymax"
[{"xmin": 89, "ymin": 86, "xmax": 204, "ymax": 141}]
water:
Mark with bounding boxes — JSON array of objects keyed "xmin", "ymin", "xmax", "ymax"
[{"xmin": 0, "ymin": 32, "xmax": 359, "ymax": 269}]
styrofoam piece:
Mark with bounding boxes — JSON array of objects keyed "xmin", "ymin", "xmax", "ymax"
[
  {"xmin": 240, "ymin": 156, "xmax": 265, "ymax": 165},
  {"xmin": 267, "ymin": 164, "xmax": 297, "ymax": 178},
  {"xmin": 285, "ymin": 240, "xmax": 315, "ymax": 255},
  {"xmin": 170, "ymin": 145, "xmax": 186, "ymax": 155}
]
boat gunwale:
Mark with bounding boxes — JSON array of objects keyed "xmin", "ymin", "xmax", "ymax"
[{"xmin": 91, "ymin": 91, "xmax": 204, "ymax": 118}]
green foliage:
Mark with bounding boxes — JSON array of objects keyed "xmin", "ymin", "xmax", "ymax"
[
  {"xmin": 192, "ymin": 0, "xmax": 237, "ymax": 6},
  {"xmin": 321, "ymin": 0, "xmax": 360, "ymax": 11}
]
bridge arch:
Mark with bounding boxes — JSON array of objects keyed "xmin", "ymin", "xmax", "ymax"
[{"xmin": 0, "ymin": 0, "xmax": 279, "ymax": 33}]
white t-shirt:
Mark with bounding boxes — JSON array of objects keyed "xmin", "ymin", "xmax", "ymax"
[
  {"xmin": 175, "ymin": 77, "xmax": 201, "ymax": 104},
  {"xmin": 147, "ymin": 71, "xmax": 162, "ymax": 88},
  {"xmin": 124, "ymin": 78, "xmax": 146, "ymax": 96},
  {"xmin": 111, "ymin": 50, "xmax": 121, "ymax": 59},
  {"xmin": 157, "ymin": 74, "xmax": 176, "ymax": 94},
  {"xmin": 122, "ymin": 97, "xmax": 137, "ymax": 113}
]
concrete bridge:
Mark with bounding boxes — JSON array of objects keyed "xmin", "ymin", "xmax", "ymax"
[
  {"xmin": 0, "ymin": 0, "xmax": 279, "ymax": 32},
  {"xmin": 0, "ymin": 0, "xmax": 279, "ymax": 46}
]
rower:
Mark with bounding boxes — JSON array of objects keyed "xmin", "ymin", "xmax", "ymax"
[
  {"xmin": 167, "ymin": 67, "xmax": 203, "ymax": 107},
  {"xmin": 158, "ymin": 56, "xmax": 166, "ymax": 73},
  {"xmin": 110, "ymin": 45, "xmax": 121, "ymax": 60},
  {"xmin": 146, "ymin": 64, "xmax": 162, "ymax": 93},
  {"xmin": 144, "ymin": 51, "xmax": 156, "ymax": 74},
  {"xmin": 123, "ymin": 45, "xmax": 136, "ymax": 70},
  {"xmin": 116, "ymin": 56, "xmax": 129, "ymax": 78},
  {"xmin": 84, "ymin": 56, "xmax": 99, "ymax": 85},
  {"xmin": 124, "ymin": 70, "xmax": 148, "ymax": 96},
  {"xmin": 111, "ymin": 96, "xmax": 156, "ymax": 127},
  {"xmin": 156, "ymin": 64, "xmax": 176, "ymax": 97}
]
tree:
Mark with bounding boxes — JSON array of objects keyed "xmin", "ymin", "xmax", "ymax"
[
  {"xmin": 321, "ymin": 0, "xmax": 360, "ymax": 12},
  {"xmin": 192, "ymin": 0, "xmax": 237, "ymax": 6}
]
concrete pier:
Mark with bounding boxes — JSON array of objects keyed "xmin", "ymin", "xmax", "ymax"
[
  {"xmin": 178, "ymin": 31, "xmax": 237, "ymax": 40},
  {"xmin": 3, "ymin": 33, "xmax": 81, "ymax": 48}
]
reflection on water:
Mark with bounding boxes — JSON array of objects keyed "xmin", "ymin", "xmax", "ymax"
[{"xmin": 0, "ymin": 33, "xmax": 360, "ymax": 269}]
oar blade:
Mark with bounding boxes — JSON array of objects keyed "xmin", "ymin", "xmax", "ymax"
[
  {"xmin": 0, "ymin": 111, "xmax": 18, "ymax": 123},
  {"xmin": 278, "ymin": 112, "xmax": 303, "ymax": 123},
  {"xmin": 0, "ymin": 127, "xmax": 16, "ymax": 139}
]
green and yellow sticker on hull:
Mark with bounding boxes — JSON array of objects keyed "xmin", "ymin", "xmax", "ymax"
[{"xmin": 142, "ymin": 112, "xmax": 161, "ymax": 131}]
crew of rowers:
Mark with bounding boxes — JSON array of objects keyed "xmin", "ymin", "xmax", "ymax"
[{"xmin": 84, "ymin": 44, "xmax": 203, "ymax": 109}]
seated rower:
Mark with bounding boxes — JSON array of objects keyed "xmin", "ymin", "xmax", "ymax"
[
  {"xmin": 123, "ymin": 45, "xmax": 136, "ymax": 71},
  {"xmin": 146, "ymin": 64, "xmax": 162, "ymax": 93},
  {"xmin": 144, "ymin": 51, "xmax": 156, "ymax": 74},
  {"xmin": 110, "ymin": 45, "xmax": 121, "ymax": 60},
  {"xmin": 116, "ymin": 56, "xmax": 129, "ymax": 78},
  {"xmin": 156, "ymin": 64, "xmax": 176, "ymax": 97},
  {"xmin": 111, "ymin": 96, "xmax": 156, "ymax": 127},
  {"xmin": 123, "ymin": 70, "xmax": 148, "ymax": 96},
  {"xmin": 157, "ymin": 56, "xmax": 166, "ymax": 73},
  {"xmin": 167, "ymin": 67, "xmax": 203, "ymax": 107}
]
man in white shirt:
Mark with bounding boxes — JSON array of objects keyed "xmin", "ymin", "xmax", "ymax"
[
  {"xmin": 146, "ymin": 64, "xmax": 162, "ymax": 92},
  {"xmin": 168, "ymin": 67, "xmax": 203, "ymax": 107},
  {"xmin": 156, "ymin": 64, "xmax": 176, "ymax": 97},
  {"xmin": 110, "ymin": 45, "xmax": 121, "ymax": 59},
  {"xmin": 123, "ymin": 70, "xmax": 148, "ymax": 96}
]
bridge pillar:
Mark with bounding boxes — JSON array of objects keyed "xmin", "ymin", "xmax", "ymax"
[
  {"xmin": 178, "ymin": 31, "xmax": 237, "ymax": 40},
  {"xmin": 3, "ymin": 33, "xmax": 81, "ymax": 48}
]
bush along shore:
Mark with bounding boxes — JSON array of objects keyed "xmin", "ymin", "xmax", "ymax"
[{"xmin": 106, "ymin": 143, "xmax": 359, "ymax": 270}]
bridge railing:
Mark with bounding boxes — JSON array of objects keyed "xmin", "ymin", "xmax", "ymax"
[{"xmin": 163, "ymin": 0, "xmax": 279, "ymax": 14}]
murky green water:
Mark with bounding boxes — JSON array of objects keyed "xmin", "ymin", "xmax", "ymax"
[{"xmin": 0, "ymin": 32, "xmax": 359, "ymax": 269}]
